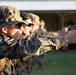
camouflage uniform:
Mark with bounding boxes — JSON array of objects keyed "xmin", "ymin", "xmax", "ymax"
[
  {"xmin": 0, "ymin": 6, "xmax": 66, "ymax": 75},
  {"xmin": 0, "ymin": 6, "xmax": 28, "ymax": 75},
  {"xmin": 33, "ymin": 26, "xmax": 48, "ymax": 69},
  {"xmin": 16, "ymin": 12, "xmax": 34, "ymax": 75},
  {"xmin": 29, "ymin": 14, "xmax": 47, "ymax": 69}
]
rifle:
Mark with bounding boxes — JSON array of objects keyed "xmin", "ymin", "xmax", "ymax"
[{"xmin": 68, "ymin": 24, "xmax": 76, "ymax": 31}]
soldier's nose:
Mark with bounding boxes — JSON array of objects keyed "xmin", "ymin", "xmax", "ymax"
[{"xmin": 20, "ymin": 26, "xmax": 24, "ymax": 31}]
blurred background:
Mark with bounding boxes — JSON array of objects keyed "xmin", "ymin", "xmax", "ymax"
[{"xmin": 1, "ymin": 0, "xmax": 76, "ymax": 31}]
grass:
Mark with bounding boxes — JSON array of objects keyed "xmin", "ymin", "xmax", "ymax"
[{"xmin": 31, "ymin": 50, "xmax": 76, "ymax": 75}]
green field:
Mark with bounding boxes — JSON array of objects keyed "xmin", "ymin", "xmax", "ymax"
[{"xmin": 31, "ymin": 50, "xmax": 76, "ymax": 75}]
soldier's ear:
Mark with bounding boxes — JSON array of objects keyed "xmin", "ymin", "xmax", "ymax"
[{"xmin": 2, "ymin": 27, "xmax": 7, "ymax": 33}]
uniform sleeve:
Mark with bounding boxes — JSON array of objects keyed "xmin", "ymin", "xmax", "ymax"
[
  {"xmin": 16, "ymin": 36, "xmax": 66, "ymax": 58},
  {"xmin": 0, "ymin": 35, "xmax": 66, "ymax": 59},
  {"xmin": 0, "ymin": 35, "xmax": 17, "ymax": 58},
  {"xmin": 32, "ymin": 36, "xmax": 66, "ymax": 56},
  {"xmin": 0, "ymin": 35, "xmax": 28, "ymax": 58},
  {"xmin": 0, "ymin": 35, "xmax": 41, "ymax": 59},
  {"xmin": 32, "ymin": 29, "xmax": 66, "ymax": 56}
]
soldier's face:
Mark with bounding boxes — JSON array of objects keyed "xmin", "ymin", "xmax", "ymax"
[
  {"xmin": 22, "ymin": 19, "xmax": 33, "ymax": 35},
  {"xmin": 22, "ymin": 25, "xmax": 30, "ymax": 35},
  {"xmin": 2, "ymin": 24, "xmax": 24, "ymax": 40},
  {"xmin": 30, "ymin": 24, "xmax": 39, "ymax": 32}
]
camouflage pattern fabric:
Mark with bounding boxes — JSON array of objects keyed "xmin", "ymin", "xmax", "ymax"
[
  {"xmin": 29, "ymin": 13, "xmax": 40, "ymax": 25},
  {"xmin": 0, "ymin": 6, "xmax": 27, "ymax": 28},
  {"xmin": 0, "ymin": 58, "xmax": 16, "ymax": 75},
  {"xmin": 11, "ymin": 58, "xmax": 33, "ymax": 75},
  {"xmin": 0, "ymin": 32, "xmax": 65, "ymax": 58},
  {"xmin": 16, "ymin": 57, "xmax": 33, "ymax": 75},
  {"xmin": 0, "ymin": 33, "xmax": 65, "ymax": 75},
  {"xmin": 32, "ymin": 28, "xmax": 47, "ymax": 69},
  {"xmin": 36, "ymin": 28, "xmax": 47, "ymax": 37},
  {"xmin": 0, "ymin": 58, "xmax": 6, "ymax": 72},
  {"xmin": 0, "ymin": 5, "xmax": 30, "ymax": 75}
]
